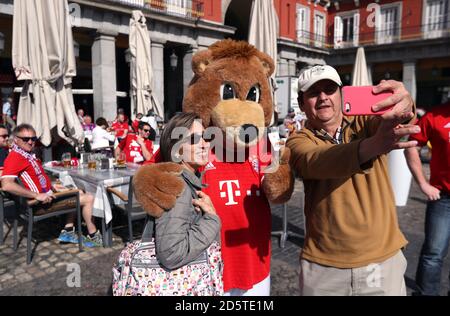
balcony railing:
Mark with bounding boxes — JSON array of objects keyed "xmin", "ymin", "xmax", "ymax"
[
  {"xmin": 333, "ymin": 21, "xmax": 450, "ymax": 49},
  {"xmin": 296, "ymin": 21, "xmax": 450, "ymax": 50},
  {"xmin": 105, "ymin": 0, "xmax": 204, "ymax": 21},
  {"xmin": 295, "ymin": 30, "xmax": 328, "ymax": 49}
]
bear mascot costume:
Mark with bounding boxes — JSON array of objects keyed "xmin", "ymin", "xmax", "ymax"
[{"xmin": 133, "ymin": 39, "xmax": 294, "ymax": 295}]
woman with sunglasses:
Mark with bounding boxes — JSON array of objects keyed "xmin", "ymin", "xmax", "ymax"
[{"xmin": 134, "ymin": 112, "xmax": 223, "ymax": 295}]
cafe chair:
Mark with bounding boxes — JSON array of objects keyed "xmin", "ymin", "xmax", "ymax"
[
  {"xmin": 0, "ymin": 190, "xmax": 17, "ymax": 247},
  {"xmin": 10, "ymin": 186, "xmax": 84, "ymax": 264},
  {"xmin": 106, "ymin": 176, "xmax": 146, "ymax": 243}
]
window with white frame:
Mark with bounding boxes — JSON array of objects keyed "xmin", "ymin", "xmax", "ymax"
[
  {"xmin": 376, "ymin": 3, "xmax": 401, "ymax": 44},
  {"xmin": 314, "ymin": 13, "xmax": 326, "ymax": 47},
  {"xmin": 334, "ymin": 12, "xmax": 360, "ymax": 48},
  {"xmin": 424, "ymin": 0, "xmax": 449, "ymax": 38},
  {"xmin": 296, "ymin": 5, "xmax": 310, "ymax": 44},
  {"xmin": 166, "ymin": 0, "xmax": 187, "ymax": 16}
]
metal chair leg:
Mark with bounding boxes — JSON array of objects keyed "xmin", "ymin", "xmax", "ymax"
[
  {"xmin": 13, "ymin": 217, "xmax": 18, "ymax": 251},
  {"xmin": 271, "ymin": 203, "xmax": 303, "ymax": 248},
  {"xmin": 0, "ymin": 198, "xmax": 4, "ymax": 246},
  {"xmin": 27, "ymin": 213, "xmax": 33, "ymax": 264},
  {"xmin": 127, "ymin": 211, "xmax": 133, "ymax": 242},
  {"xmin": 76, "ymin": 194, "xmax": 83, "ymax": 252}
]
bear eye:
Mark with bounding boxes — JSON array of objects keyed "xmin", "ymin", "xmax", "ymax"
[
  {"xmin": 246, "ymin": 85, "xmax": 260, "ymax": 103},
  {"xmin": 220, "ymin": 83, "xmax": 236, "ymax": 100}
]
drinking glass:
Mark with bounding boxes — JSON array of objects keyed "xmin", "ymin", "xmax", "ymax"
[{"xmin": 62, "ymin": 152, "xmax": 72, "ymax": 168}]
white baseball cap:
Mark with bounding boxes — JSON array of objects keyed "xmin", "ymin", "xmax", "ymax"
[{"xmin": 298, "ymin": 65, "xmax": 342, "ymax": 92}]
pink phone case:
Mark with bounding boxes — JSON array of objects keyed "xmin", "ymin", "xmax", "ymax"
[{"xmin": 342, "ymin": 86, "xmax": 394, "ymax": 116}]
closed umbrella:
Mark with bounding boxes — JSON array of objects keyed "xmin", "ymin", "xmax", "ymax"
[
  {"xmin": 12, "ymin": 0, "xmax": 83, "ymax": 147},
  {"xmin": 129, "ymin": 10, "xmax": 163, "ymax": 120},
  {"xmin": 351, "ymin": 46, "xmax": 372, "ymax": 86},
  {"xmin": 248, "ymin": 0, "xmax": 279, "ymax": 120},
  {"xmin": 352, "ymin": 47, "xmax": 412, "ymax": 206}
]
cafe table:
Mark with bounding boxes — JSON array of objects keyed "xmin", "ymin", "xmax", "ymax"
[{"xmin": 44, "ymin": 163, "xmax": 141, "ymax": 246}]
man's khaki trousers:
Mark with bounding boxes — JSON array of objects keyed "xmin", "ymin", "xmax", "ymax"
[{"xmin": 299, "ymin": 251, "xmax": 407, "ymax": 296}]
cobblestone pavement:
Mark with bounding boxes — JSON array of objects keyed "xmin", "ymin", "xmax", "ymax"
[{"xmin": 0, "ymin": 164, "xmax": 449, "ymax": 296}]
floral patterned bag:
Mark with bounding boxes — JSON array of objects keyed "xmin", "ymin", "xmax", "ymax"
[
  {"xmin": 112, "ymin": 175, "xmax": 223, "ymax": 296},
  {"xmin": 112, "ymin": 236, "xmax": 223, "ymax": 296}
]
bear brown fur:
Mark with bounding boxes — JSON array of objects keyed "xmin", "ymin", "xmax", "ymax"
[{"xmin": 134, "ymin": 39, "xmax": 294, "ymax": 218}]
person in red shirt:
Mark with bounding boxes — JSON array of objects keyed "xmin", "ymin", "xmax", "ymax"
[
  {"xmin": 405, "ymin": 103, "xmax": 450, "ymax": 296},
  {"xmin": 1, "ymin": 124, "xmax": 103, "ymax": 247},
  {"xmin": 111, "ymin": 113, "xmax": 129, "ymax": 141},
  {"xmin": 115, "ymin": 121, "xmax": 154, "ymax": 164},
  {"xmin": 131, "ymin": 113, "xmax": 143, "ymax": 133}
]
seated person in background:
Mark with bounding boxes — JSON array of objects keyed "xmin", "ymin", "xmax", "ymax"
[
  {"xmin": 92, "ymin": 117, "xmax": 116, "ymax": 150},
  {"xmin": 115, "ymin": 121, "xmax": 154, "ymax": 164},
  {"xmin": 111, "ymin": 113, "xmax": 129, "ymax": 142},
  {"xmin": 141, "ymin": 109, "xmax": 159, "ymax": 136},
  {"xmin": 0, "ymin": 124, "xmax": 10, "ymax": 172},
  {"xmin": 82, "ymin": 115, "xmax": 95, "ymax": 132},
  {"xmin": 1, "ymin": 124, "xmax": 102, "ymax": 247},
  {"xmin": 77, "ymin": 109, "xmax": 85, "ymax": 125},
  {"xmin": 131, "ymin": 113, "xmax": 143, "ymax": 133}
]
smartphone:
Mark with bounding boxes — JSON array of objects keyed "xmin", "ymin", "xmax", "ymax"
[{"xmin": 342, "ymin": 86, "xmax": 394, "ymax": 116}]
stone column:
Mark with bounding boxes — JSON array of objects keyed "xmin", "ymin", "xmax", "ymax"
[
  {"xmin": 288, "ymin": 59, "xmax": 297, "ymax": 77},
  {"xmin": 183, "ymin": 46, "xmax": 197, "ymax": 96},
  {"xmin": 91, "ymin": 31, "xmax": 118, "ymax": 122},
  {"xmin": 402, "ymin": 61, "xmax": 417, "ymax": 102},
  {"xmin": 277, "ymin": 58, "xmax": 289, "ymax": 77},
  {"xmin": 151, "ymin": 40, "xmax": 166, "ymax": 118}
]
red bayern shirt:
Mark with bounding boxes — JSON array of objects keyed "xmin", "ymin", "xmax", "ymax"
[
  {"xmin": 200, "ymin": 142, "xmax": 273, "ymax": 292},
  {"xmin": 118, "ymin": 134, "xmax": 153, "ymax": 164},
  {"xmin": 409, "ymin": 103, "xmax": 450, "ymax": 194},
  {"xmin": 112, "ymin": 121, "xmax": 129, "ymax": 139},
  {"xmin": 2, "ymin": 151, "xmax": 52, "ymax": 193}
]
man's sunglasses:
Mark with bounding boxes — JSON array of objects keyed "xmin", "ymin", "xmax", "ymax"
[
  {"xmin": 16, "ymin": 136, "xmax": 38, "ymax": 143},
  {"xmin": 0, "ymin": 134, "xmax": 9, "ymax": 139}
]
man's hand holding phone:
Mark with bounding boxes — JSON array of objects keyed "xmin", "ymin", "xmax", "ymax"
[
  {"xmin": 355, "ymin": 80, "xmax": 420, "ymax": 163},
  {"xmin": 372, "ymin": 80, "xmax": 415, "ymax": 124}
]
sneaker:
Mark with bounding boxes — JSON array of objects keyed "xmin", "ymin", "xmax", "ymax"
[
  {"xmin": 58, "ymin": 229, "xmax": 79, "ymax": 244},
  {"xmin": 84, "ymin": 230, "xmax": 103, "ymax": 248}
]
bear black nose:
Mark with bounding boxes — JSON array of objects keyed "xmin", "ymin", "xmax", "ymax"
[{"xmin": 239, "ymin": 124, "xmax": 259, "ymax": 144}]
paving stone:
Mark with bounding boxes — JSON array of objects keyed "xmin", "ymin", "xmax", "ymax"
[
  {"xmin": 0, "ymin": 273, "xmax": 14, "ymax": 282},
  {"xmin": 45, "ymin": 267, "xmax": 57, "ymax": 274},
  {"xmin": 66, "ymin": 247, "xmax": 79, "ymax": 254},
  {"xmin": 39, "ymin": 249, "xmax": 50, "ymax": 256},
  {"xmin": 77, "ymin": 252, "xmax": 91, "ymax": 260},
  {"xmin": 38, "ymin": 261, "xmax": 50, "ymax": 269},
  {"xmin": 15, "ymin": 274, "xmax": 33, "ymax": 283}
]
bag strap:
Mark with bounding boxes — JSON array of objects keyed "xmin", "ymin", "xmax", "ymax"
[{"xmin": 142, "ymin": 173, "xmax": 202, "ymax": 243}]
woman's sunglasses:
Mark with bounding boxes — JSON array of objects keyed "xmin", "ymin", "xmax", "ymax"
[
  {"xmin": 16, "ymin": 136, "xmax": 38, "ymax": 143},
  {"xmin": 185, "ymin": 132, "xmax": 212, "ymax": 145}
]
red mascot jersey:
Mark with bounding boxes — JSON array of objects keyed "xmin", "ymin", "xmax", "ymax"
[{"xmin": 200, "ymin": 142, "xmax": 272, "ymax": 292}]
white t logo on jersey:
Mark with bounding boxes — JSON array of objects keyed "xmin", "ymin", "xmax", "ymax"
[{"xmin": 219, "ymin": 180, "xmax": 241, "ymax": 206}]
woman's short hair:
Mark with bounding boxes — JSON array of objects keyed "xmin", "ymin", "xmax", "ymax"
[
  {"xmin": 95, "ymin": 117, "xmax": 108, "ymax": 127},
  {"xmin": 160, "ymin": 112, "xmax": 200, "ymax": 162}
]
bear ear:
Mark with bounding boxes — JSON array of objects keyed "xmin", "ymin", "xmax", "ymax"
[
  {"xmin": 192, "ymin": 49, "xmax": 213, "ymax": 75},
  {"xmin": 257, "ymin": 51, "xmax": 275, "ymax": 77}
]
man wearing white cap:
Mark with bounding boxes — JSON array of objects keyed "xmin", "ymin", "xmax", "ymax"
[{"xmin": 286, "ymin": 65, "xmax": 419, "ymax": 296}]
